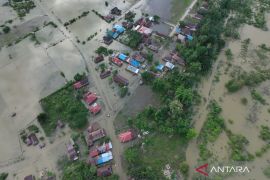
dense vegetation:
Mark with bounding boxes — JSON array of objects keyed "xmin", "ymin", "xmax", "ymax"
[
  {"xmin": 263, "ymin": 165, "xmax": 270, "ymax": 178},
  {"xmin": 60, "ymin": 160, "xmax": 119, "ymax": 180},
  {"xmin": 0, "ymin": 173, "xmax": 8, "ymax": 180},
  {"xmin": 120, "ymin": 30, "xmax": 142, "ymax": 49},
  {"xmin": 226, "ymin": 130, "xmax": 254, "ymax": 161},
  {"xmin": 9, "ymin": 0, "xmax": 36, "ymax": 17},
  {"xmin": 123, "ymin": 135, "xmax": 188, "ymax": 180},
  {"xmin": 225, "ymin": 69, "xmax": 270, "ymax": 92},
  {"xmin": 198, "ymin": 101, "xmax": 224, "ymax": 160},
  {"xmin": 39, "ymin": 82, "xmax": 88, "ymax": 135}
]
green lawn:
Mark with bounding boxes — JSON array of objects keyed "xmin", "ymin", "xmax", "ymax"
[
  {"xmin": 40, "ymin": 84, "xmax": 88, "ymax": 136},
  {"xmin": 142, "ymin": 135, "xmax": 187, "ymax": 170},
  {"xmin": 124, "ymin": 134, "xmax": 188, "ymax": 179},
  {"xmin": 171, "ymin": 0, "xmax": 192, "ymax": 23}
]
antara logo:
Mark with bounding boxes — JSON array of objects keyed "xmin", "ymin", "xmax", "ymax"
[{"xmin": 195, "ymin": 163, "xmax": 250, "ymax": 176}]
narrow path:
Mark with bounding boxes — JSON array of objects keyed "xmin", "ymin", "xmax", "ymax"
[
  {"xmin": 169, "ymin": 0, "xmax": 199, "ymax": 37},
  {"xmin": 185, "ymin": 56, "xmax": 222, "ymax": 179}
]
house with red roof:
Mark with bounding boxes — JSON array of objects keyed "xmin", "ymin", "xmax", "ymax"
[
  {"xmin": 110, "ymin": 56, "xmax": 123, "ymax": 67},
  {"xmin": 97, "ymin": 165, "xmax": 113, "ymax": 177},
  {"xmin": 83, "ymin": 92, "xmax": 97, "ymax": 105},
  {"xmin": 118, "ymin": 130, "xmax": 136, "ymax": 143},
  {"xmin": 87, "ymin": 128, "xmax": 106, "ymax": 146},
  {"xmin": 90, "ymin": 142, "xmax": 112, "ymax": 157},
  {"xmin": 73, "ymin": 79, "xmax": 89, "ymax": 89},
  {"xmin": 89, "ymin": 103, "xmax": 102, "ymax": 115}
]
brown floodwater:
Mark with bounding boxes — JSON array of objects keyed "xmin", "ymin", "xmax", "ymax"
[{"xmin": 186, "ymin": 13, "xmax": 270, "ymax": 180}]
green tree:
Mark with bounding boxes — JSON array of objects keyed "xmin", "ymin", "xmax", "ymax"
[
  {"xmin": 2, "ymin": 26, "xmax": 10, "ymax": 34},
  {"xmin": 62, "ymin": 161, "xmax": 96, "ymax": 180},
  {"xmin": 186, "ymin": 128, "xmax": 197, "ymax": 140},
  {"xmin": 0, "ymin": 173, "xmax": 8, "ymax": 180}
]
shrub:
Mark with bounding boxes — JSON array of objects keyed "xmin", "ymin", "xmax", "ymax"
[
  {"xmin": 241, "ymin": 98, "xmax": 248, "ymax": 105},
  {"xmin": 37, "ymin": 113, "xmax": 47, "ymax": 124},
  {"xmin": 119, "ymin": 86, "xmax": 128, "ymax": 97},
  {"xmin": 179, "ymin": 162, "xmax": 189, "ymax": 176},
  {"xmin": 2, "ymin": 26, "xmax": 10, "ymax": 34},
  {"xmin": 27, "ymin": 124, "xmax": 39, "ymax": 133},
  {"xmin": 263, "ymin": 166, "xmax": 270, "ymax": 178},
  {"xmin": 259, "ymin": 125, "xmax": 270, "ymax": 141},
  {"xmin": 0, "ymin": 173, "xmax": 8, "ymax": 180},
  {"xmin": 251, "ymin": 90, "xmax": 265, "ymax": 104}
]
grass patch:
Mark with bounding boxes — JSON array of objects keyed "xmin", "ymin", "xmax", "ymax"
[
  {"xmin": 251, "ymin": 89, "xmax": 266, "ymax": 104},
  {"xmin": 39, "ymin": 84, "xmax": 88, "ymax": 136},
  {"xmin": 226, "ymin": 130, "xmax": 254, "ymax": 161},
  {"xmin": 171, "ymin": 0, "xmax": 192, "ymax": 23},
  {"xmin": 124, "ymin": 135, "xmax": 188, "ymax": 179},
  {"xmin": 225, "ymin": 69, "xmax": 270, "ymax": 92},
  {"xmin": 263, "ymin": 165, "xmax": 270, "ymax": 179},
  {"xmin": 198, "ymin": 101, "xmax": 224, "ymax": 161}
]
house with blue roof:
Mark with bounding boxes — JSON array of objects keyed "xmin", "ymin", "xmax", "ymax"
[
  {"xmin": 107, "ymin": 25, "xmax": 125, "ymax": 39},
  {"xmin": 156, "ymin": 64, "xmax": 164, "ymax": 71},
  {"xmin": 130, "ymin": 59, "xmax": 140, "ymax": 68}
]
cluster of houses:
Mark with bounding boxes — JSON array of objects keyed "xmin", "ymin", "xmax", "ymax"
[
  {"xmin": 73, "ymin": 78, "xmax": 102, "ymax": 116},
  {"xmin": 86, "ymin": 122, "xmax": 113, "ymax": 177},
  {"xmin": 78, "ymin": 122, "xmax": 137, "ymax": 177},
  {"xmin": 175, "ymin": 2, "xmax": 209, "ymax": 43}
]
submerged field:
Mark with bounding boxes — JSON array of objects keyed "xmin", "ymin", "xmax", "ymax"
[{"xmin": 186, "ymin": 13, "xmax": 270, "ymax": 180}]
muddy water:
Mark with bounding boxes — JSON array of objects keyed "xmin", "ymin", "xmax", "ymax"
[
  {"xmin": 142, "ymin": 0, "xmax": 173, "ymax": 22},
  {"xmin": 186, "ymin": 14, "xmax": 270, "ymax": 180}
]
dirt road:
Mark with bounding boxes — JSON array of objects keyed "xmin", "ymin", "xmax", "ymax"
[
  {"xmin": 185, "ymin": 54, "xmax": 223, "ymax": 179},
  {"xmin": 169, "ymin": 0, "xmax": 199, "ymax": 37}
]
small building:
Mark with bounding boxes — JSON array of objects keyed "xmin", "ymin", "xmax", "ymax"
[
  {"xmin": 103, "ymin": 15, "xmax": 115, "ymax": 23},
  {"xmin": 136, "ymin": 25, "xmax": 153, "ymax": 36},
  {"xmin": 103, "ymin": 36, "xmax": 113, "ymax": 45},
  {"xmin": 28, "ymin": 133, "xmax": 39, "ymax": 145},
  {"xmin": 180, "ymin": 27, "xmax": 192, "ymax": 36},
  {"xmin": 148, "ymin": 44, "xmax": 159, "ymax": 52},
  {"xmin": 165, "ymin": 62, "xmax": 175, "ymax": 70},
  {"xmin": 90, "ymin": 142, "xmax": 112, "ymax": 157},
  {"xmin": 132, "ymin": 52, "xmax": 145, "ymax": 63},
  {"xmin": 122, "ymin": 21, "xmax": 133, "ymax": 29},
  {"xmin": 185, "ymin": 23, "xmax": 198, "ymax": 31},
  {"xmin": 97, "ymin": 165, "xmax": 113, "ymax": 177},
  {"xmin": 172, "ymin": 54, "xmax": 185, "ymax": 66},
  {"xmin": 193, "ymin": 13, "xmax": 203, "ymax": 20},
  {"xmin": 88, "ymin": 122, "xmax": 101, "ymax": 133},
  {"xmin": 119, "ymin": 130, "xmax": 135, "ymax": 143},
  {"xmin": 24, "ymin": 175, "xmax": 35, "ymax": 180},
  {"xmin": 83, "ymin": 92, "xmax": 97, "ymax": 105},
  {"xmin": 108, "ymin": 24, "xmax": 125, "ymax": 39},
  {"xmin": 26, "ymin": 138, "xmax": 32, "ymax": 146},
  {"xmin": 126, "ymin": 65, "xmax": 139, "ymax": 75},
  {"xmin": 87, "ymin": 128, "xmax": 106, "ymax": 146},
  {"xmin": 113, "ymin": 74, "xmax": 129, "ymax": 86},
  {"xmin": 73, "ymin": 79, "xmax": 89, "ymax": 89},
  {"xmin": 110, "ymin": 57, "xmax": 123, "ymax": 67},
  {"xmin": 94, "ymin": 55, "xmax": 104, "ymax": 63},
  {"xmin": 100, "ymin": 70, "xmax": 111, "ymax": 79},
  {"xmin": 95, "ymin": 151, "xmax": 113, "ymax": 165},
  {"xmin": 57, "ymin": 120, "xmax": 65, "ymax": 129},
  {"xmin": 89, "ymin": 103, "xmax": 102, "ymax": 115},
  {"xmin": 177, "ymin": 34, "xmax": 186, "ymax": 43},
  {"xmin": 111, "ymin": 7, "xmax": 121, "ymax": 15},
  {"xmin": 67, "ymin": 142, "xmax": 78, "ymax": 161},
  {"xmin": 156, "ymin": 64, "xmax": 164, "ymax": 71},
  {"xmin": 129, "ymin": 59, "xmax": 141, "ymax": 68},
  {"xmin": 118, "ymin": 53, "xmax": 128, "ymax": 62}
]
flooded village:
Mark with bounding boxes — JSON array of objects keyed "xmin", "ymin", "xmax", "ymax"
[{"xmin": 0, "ymin": 0, "xmax": 270, "ymax": 180}]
